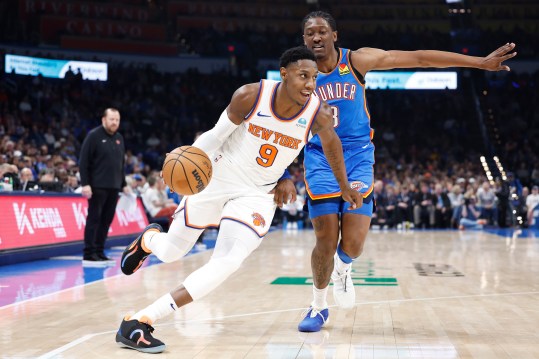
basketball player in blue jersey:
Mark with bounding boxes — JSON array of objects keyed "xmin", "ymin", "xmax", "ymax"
[
  {"xmin": 298, "ymin": 11, "xmax": 517, "ymax": 332},
  {"xmin": 114, "ymin": 46, "xmax": 362, "ymax": 353}
]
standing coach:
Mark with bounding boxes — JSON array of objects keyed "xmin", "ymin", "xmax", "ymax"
[{"xmin": 79, "ymin": 108, "xmax": 126, "ymax": 263}]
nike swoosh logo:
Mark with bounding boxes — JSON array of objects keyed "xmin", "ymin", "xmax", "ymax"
[
  {"xmin": 361, "ymin": 144, "xmax": 369, "ymax": 149},
  {"xmin": 257, "ymin": 111, "xmax": 271, "ymax": 117},
  {"xmin": 170, "ymin": 303, "xmax": 176, "ymax": 311}
]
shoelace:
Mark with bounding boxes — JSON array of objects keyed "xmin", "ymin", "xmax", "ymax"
[
  {"xmin": 335, "ymin": 267, "xmax": 352, "ymax": 292},
  {"xmin": 301, "ymin": 307, "xmax": 327, "ymax": 322},
  {"xmin": 143, "ymin": 322, "xmax": 155, "ymax": 333}
]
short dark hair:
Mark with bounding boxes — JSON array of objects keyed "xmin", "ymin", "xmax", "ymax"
[
  {"xmin": 279, "ymin": 46, "xmax": 316, "ymax": 68},
  {"xmin": 301, "ymin": 11, "xmax": 337, "ymax": 32}
]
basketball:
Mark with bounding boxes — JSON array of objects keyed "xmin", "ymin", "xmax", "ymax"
[{"xmin": 161, "ymin": 146, "xmax": 213, "ymax": 195}]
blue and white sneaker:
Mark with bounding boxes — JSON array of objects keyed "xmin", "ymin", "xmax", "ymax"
[
  {"xmin": 298, "ymin": 307, "xmax": 329, "ymax": 332},
  {"xmin": 331, "ymin": 253, "xmax": 356, "ymax": 309}
]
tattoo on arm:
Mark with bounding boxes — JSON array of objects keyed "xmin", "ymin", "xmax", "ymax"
[{"xmin": 325, "ymin": 146, "xmax": 347, "ymax": 188}]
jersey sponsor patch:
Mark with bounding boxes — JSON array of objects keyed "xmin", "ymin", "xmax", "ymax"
[
  {"xmin": 296, "ymin": 118, "xmax": 307, "ymax": 128},
  {"xmin": 338, "ymin": 63, "xmax": 350, "ymax": 76}
]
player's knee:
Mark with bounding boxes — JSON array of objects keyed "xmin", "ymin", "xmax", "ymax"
[
  {"xmin": 211, "ymin": 256, "xmax": 243, "ymax": 276},
  {"xmin": 153, "ymin": 233, "xmax": 195, "ymax": 263},
  {"xmin": 155, "ymin": 243, "xmax": 185, "ymax": 263},
  {"xmin": 341, "ymin": 232, "xmax": 367, "ymax": 257},
  {"xmin": 314, "ymin": 237, "xmax": 338, "ymax": 257}
]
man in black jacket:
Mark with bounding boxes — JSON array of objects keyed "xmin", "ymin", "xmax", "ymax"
[{"xmin": 79, "ymin": 108, "xmax": 126, "ymax": 263}]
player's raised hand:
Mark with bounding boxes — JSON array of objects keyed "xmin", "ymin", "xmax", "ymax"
[
  {"xmin": 270, "ymin": 178, "xmax": 297, "ymax": 208},
  {"xmin": 341, "ymin": 187, "xmax": 363, "ymax": 210},
  {"xmin": 481, "ymin": 43, "xmax": 517, "ymax": 71}
]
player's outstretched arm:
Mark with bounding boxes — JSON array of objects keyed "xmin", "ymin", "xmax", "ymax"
[
  {"xmin": 192, "ymin": 83, "xmax": 259, "ymax": 155},
  {"xmin": 353, "ymin": 43, "xmax": 517, "ymax": 74},
  {"xmin": 311, "ymin": 103, "xmax": 362, "ymax": 209}
]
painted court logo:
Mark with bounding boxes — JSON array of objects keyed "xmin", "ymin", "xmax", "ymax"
[
  {"xmin": 338, "ymin": 63, "xmax": 350, "ymax": 76},
  {"xmin": 252, "ymin": 213, "xmax": 266, "ymax": 227},
  {"xmin": 350, "ymin": 181, "xmax": 368, "ymax": 191}
]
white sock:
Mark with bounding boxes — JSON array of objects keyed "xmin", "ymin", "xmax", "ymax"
[
  {"xmin": 334, "ymin": 253, "xmax": 353, "ymax": 273},
  {"xmin": 311, "ymin": 285, "xmax": 329, "ymax": 310},
  {"xmin": 142, "ymin": 230, "xmax": 159, "ymax": 253},
  {"xmin": 131, "ymin": 293, "xmax": 178, "ymax": 324}
]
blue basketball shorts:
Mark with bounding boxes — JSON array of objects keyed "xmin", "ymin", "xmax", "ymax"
[{"xmin": 304, "ymin": 142, "xmax": 375, "ymax": 218}]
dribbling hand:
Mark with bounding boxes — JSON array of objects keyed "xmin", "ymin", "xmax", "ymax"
[{"xmin": 341, "ymin": 187, "xmax": 363, "ymax": 210}]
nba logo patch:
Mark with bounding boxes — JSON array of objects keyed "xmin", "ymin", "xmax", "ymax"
[{"xmin": 338, "ymin": 64, "xmax": 350, "ymax": 76}]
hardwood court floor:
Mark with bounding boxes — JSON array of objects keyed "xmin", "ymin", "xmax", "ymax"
[{"xmin": 2, "ymin": 229, "xmax": 539, "ymax": 358}]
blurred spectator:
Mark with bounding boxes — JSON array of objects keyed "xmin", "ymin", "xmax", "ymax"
[
  {"xmin": 433, "ymin": 183, "xmax": 451, "ymax": 228},
  {"xmin": 413, "ymin": 182, "xmax": 435, "ymax": 228},
  {"xmin": 142, "ymin": 174, "xmax": 178, "ymax": 224},
  {"xmin": 65, "ymin": 173, "xmax": 80, "ymax": 193},
  {"xmin": 19, "ymin": 167, "xmax": 38, "ymax": 191},
  {"xmin": 371, "ymin": 180, "xmax": 387, "ymax": 229},
  {"xmin": 0, "ymin": 163, "xmax": 20, "ymax": 191},
  {"xmin": 459, "ymin": 196, "xmax": 487, "ymax": 230},
  {"xmin": 507, "ymin": 172, "xmax": 523, "ymax": 196},
  {"xmin": 514, "ymin": 186, "xmax": 529, "ymax": 228},
  {"xmin": 396, "ymin": 184, "xmax": 414, "ymax": 227},
  {"xmin": 526, "ymin": 186, "xmax": 539, "ymax": 226},
  {"xmin": 494, "ymin": 177, "xmax": 510, "ymax": 228},
  {"xmin": 383, "ymin": 185, "xmax": 399, "ymax": 228},
  {"xmin": 476, "ymin": 181, "xmax": 498, "ymax": 225}
]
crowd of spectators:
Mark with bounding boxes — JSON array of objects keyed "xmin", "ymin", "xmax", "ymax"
[
  {"xmin": 1, "ymin": 59, "xmax": 537, "ymax": 229},
  {"xmin": 1, "ymin": 6, "xmax": 538, "ymax": 229}
]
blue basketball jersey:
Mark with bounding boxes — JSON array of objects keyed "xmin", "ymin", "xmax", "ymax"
[
  {"xmin": 310, "ymin": 48, "xmax": 373, "ymax": 147},
  {"xmin": 304, "ymin": 48, "xmax": 375, "ymax": 206}
]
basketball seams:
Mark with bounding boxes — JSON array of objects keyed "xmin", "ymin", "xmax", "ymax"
[
  {"xmin": 180, "ymin": 149, "xmax": 212, "ymax": 181},
  {"xmin": 176, "ymin": 153, "xmax": 211, "ymax": 183},
  {"xmin": 162, "ymin": 146, "xmax": 212, "ymax": 195},
  {"xmin": 163, "ymin": 150, "xmax": 186, "ymax": 193},
  {"xmin": 177, "ymin": 154, "xmax": 195, "ymax": 194}
]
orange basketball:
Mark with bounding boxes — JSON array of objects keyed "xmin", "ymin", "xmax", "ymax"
[{"xmin": 162, "ymin": 146, "xmax": 212, "ymax": 195}]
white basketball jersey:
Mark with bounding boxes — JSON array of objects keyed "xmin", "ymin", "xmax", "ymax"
[{"xmin": 220, "ymin": 79, "xmax": 320, "ymax": 187}]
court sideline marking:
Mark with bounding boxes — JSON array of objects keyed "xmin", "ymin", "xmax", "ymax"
[{"xmin": 37, "ymin": 290, "xmax": 539, "ymax": 359}]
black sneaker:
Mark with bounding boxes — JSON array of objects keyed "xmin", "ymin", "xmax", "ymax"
[
  {"xmin": 116, "ymin": 317, "xmax": 166, "ymax": 354},
  {"xmin": 82, "ymin": 253, "xmax": 106, "ymax": 266},
  {"xmin": 121, "ymin": 223, "xmax": 163, "ymax": 275},
  {"xmin": 97, "ymin": 253, "xmax": 114, "ymax": 261}
]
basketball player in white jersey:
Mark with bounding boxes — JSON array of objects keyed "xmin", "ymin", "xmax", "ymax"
[{"xmin": 115, "ymin": 46, "xmax": 362, "ymax": 353}]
